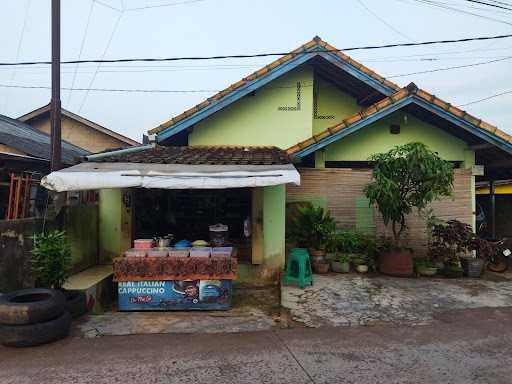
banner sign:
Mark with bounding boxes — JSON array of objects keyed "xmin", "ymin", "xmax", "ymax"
[{"xmin": 118, "ymin": 280, "xmax": 232, "ymax": 311}]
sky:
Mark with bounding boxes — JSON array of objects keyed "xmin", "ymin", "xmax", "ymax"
[{"xmin": 0, "ymin": 0, "xmax": 511, "ymax": 142}]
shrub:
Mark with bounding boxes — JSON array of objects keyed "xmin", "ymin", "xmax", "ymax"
[
  {"xmin": 31, "ymin": 230, "xmax": 72, "ymax": 289},
  {"xmin": 288, "ymin": 204, "xmax": 336, "ymax": 250}
]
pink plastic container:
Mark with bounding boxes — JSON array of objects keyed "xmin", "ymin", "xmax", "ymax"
[{"xmin": 134, "ymin": 239, "xmax": 154, "ymax": 249}]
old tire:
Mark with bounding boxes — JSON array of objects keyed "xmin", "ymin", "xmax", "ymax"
[
  {"xmin": 62, "ymin": 290, "xmax": 88, "ymax": 319},
  {"xmin": 0, "ymin": 311, "xmax": 71, "ymax": 348},
  {"xmin": 0, "ymin": 288, "xmax": 65, "ymax": 325}
]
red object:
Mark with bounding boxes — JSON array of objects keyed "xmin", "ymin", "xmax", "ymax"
[
  {"xmin": 378, "ymin": 249, "xmax": 413, "ymax": 277},
  {"xmin": 133, "ymin": 239, "xmax": 154, "ymax": 249}
]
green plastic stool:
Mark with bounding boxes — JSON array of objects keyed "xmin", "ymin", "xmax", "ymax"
[{"xmin": 282, "ymin": 248, "xmax": 313, "ymax": 289}]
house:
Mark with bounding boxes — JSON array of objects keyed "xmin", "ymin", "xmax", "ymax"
[
  {"xmin": 18, "ymin": 104, "xmax": 139, "ymax": 153},
  {"xmin": 43, "ymin": 36, "xmax": 512, "ymax": 285},
  {"xmin": 0, "ymin": 114, "xmax": 89, "ymax": 219},
  {"xmin": 476, "ymin": 180, "xmax": 512, "ymax": 238}
]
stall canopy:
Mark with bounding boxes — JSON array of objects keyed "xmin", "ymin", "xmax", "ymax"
[{"xmin": 41, "ymin": 145, "xmax": 300, "ymax": 191}]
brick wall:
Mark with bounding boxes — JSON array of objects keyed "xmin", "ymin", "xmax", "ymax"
[{"xmin": 287, "ymin": 168, "xmax": 473, "ymax": 255}]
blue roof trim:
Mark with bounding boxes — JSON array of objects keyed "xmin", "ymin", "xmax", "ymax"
[
  {"xmin": 294, "ymin": 96, "xmax": 413, "ymax": 158},
  {"xmin": 294, "ymin": 95, "xmax": 512, "ymax": 158},
  {"xmin": 156, "ymin": 43, "xmax": 397, "ymax": 143},
  {"xmin": 412, "ymin": 96, "xmax": 512, "ymax": 155}
]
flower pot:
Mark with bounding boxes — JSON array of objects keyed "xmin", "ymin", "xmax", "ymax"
[
  {"xmin": 312, "ymin": 261, "xmax": 330, "ymax": 274},
  {"xmin": 310, "ymin": 249, "xmax": 326, "ymax": 264},
  {"xmin": 417, "ymin": 266, "xmax": 438, "ymax": 277},
  {"xmin": 460, "ymin": 257, "xmax": 485, "ymax": 278},
  {"xmin": 331, "ymin": 261, "xmax": 350, "ymax": 273},
  {"xmin": 356, "ymin": 265, "xmax": 368, "ymax": 273},
  {"xmin": 441, "ymin": 265, "xmax": 463, "ymax": 278},
  {"xmin": 378, "ymin": 249, "xmax": 413, "ymax": 277}
]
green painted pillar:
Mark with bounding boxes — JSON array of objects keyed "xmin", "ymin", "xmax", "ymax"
[
  {"xmin": 99, "ymin": 189, "xmax": 132, "ymax": 264},
  {"xmin": 263, "ymin": 185, "xmax": 286, "ymax": 270}
]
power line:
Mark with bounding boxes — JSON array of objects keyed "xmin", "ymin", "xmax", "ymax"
[
  {"xmin": 2, "ymin": 0, "xmax": 31, "ymax": 113},
  {"xmin": 457, "ymin": 89, "xmax": 512, "ymax": 106},
  {"xmin": 67, "ymin": 0, "xmax": 95, "ymax": 107},
  {"xmin": 387, "ymin": 55, "xmax": 512, "ymax": 78},
  {"xmin": 398, "ymin": 0, "xmax": 512, "ymax": 25},
  {"xmin": 461, "ymin": 0, "xmax": 512, "ymax": 10},
  {"xmin": 125, "ymin": 0, "xmax": 207, "ymax": 11},
  {"xmin": 78, "ymin": 7, "xmax": 124, "ymax": 113},
  {"xmin": 355, "ymin": 0, "xmax": 418, "ymax": 42},
  {"xmin": 1, "ymin": 33, "xmax": 512, "ymax": 67}
]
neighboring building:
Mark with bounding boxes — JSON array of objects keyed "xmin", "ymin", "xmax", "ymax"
[
  {"xmin": 18, "ymin": 104, "xmax": 139, "ymax": 153},
  {"xmin": 0, "ymin": 114, "xmax": 89, "ymax": 219},
  {"xmin": 45, "ymin": 37, "xmax": 512, "ymax": 284}
]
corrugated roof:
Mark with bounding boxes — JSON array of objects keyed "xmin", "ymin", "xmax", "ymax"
[
  {"xmin": 0, "ymin": 114, "xmax": 89, "ymax": 164},
  {"xmin": 148, "ymin": 36, "xmax": 401, "ymax": 136},
  {"xmin": 90, "ymin": 145, "xmax": 291, "ymax": 165},
  {"xmin": 286, "ymin": 83, "xmax": 509, "ymax": 155}
]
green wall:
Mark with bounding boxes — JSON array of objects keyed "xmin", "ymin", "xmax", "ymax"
[
  {"xmin": 64, "ymin": 205, "xmax": 99, "ymax": 273},
  {"xmin": 313, "ymin": 76, "xmax": 360, "ymax": 135},
  {"xmin": 99, "ymin": 189, "xmax": 132, "ymax": 264},
  {"xmin": 263, "ymin": 185, "xmax": 286, "ymax": 269},
  {"xmin": 189, "ymin": 66, "xmax": 314, "ymax": 149},
  {"xmin": 321, "ymin": 111, "xmax": 474, "ymax": 164}
]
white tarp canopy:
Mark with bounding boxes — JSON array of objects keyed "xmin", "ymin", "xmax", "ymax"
[{"xmin": 41, "ymin": 162, "xmax": 301, "ymax": 192}]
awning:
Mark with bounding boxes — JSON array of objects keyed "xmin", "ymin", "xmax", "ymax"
[{"xmin": 41, "ymin": 162, "xmax": 300, "ymax": 192}]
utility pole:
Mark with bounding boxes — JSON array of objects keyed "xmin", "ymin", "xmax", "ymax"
[{"xmin": 50, "ymin": 0, "xmax": 61, "ymax": 171}]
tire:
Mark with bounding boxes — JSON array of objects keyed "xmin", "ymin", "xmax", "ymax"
[
  {"xmin": 0, "ymin": 288, "xmax": 65, "ymax": 325},
  {"xmin": 0, "ymin": 311, "xmax": 71, "ymax": 348},
  {"xmin": 62, "ymin": 290, "xmax": 88, "ymax": 319}
]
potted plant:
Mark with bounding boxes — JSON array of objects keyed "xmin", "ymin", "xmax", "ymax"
[
  {"xmin": 32, "ymin": 230, "xmax": 87, "ymax": 318},
  {"xmin": 429, "ymin": 220, "xmax": 474, "ymax": 278},
  {"xmin": 414, "ymin": 258, "xmax": 438, "ymax": 277},
  {"xmin": 364, "ymin": 143, "xmax": 454, "ymax": 277},
  {"xmin": 352, "ymin": 256, "xmax": 369, "ymax": 273},
  {"xmin": 331, "ymin": 253, "xmax": 351, "ymax": 273},
  {"xmin": 288, "ymin": 204, "xmax": 336, "ymax": 273}
]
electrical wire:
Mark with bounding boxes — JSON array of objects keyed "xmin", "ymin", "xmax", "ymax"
[
  {"xmin": 2, "ymin": 0, "xmax": 31, "ymax": 113},
  {"xmin": 78, "ymin": 7, "xmax": 124, "ymax": 113},
  {"xmin": 387, "ymin": 55, "xmax": 512, "ymax": 78},
  {"xmin": 66, "ymin": 0, "xmax": 95, "ymax": 107},
  {"xmin": 1, "ymin": 33, "xmax": 512, "ymax": 67},
  {"xmin": 461, "ymin": 0, "xmax": 512, "ymax": 10},
  {"xmin": 356, "ymin": 0, "xmax": 418, "ymax": 42},
  {"xmin": 457, "ymin": 89, "xmax": 512, "ymax": 106}
]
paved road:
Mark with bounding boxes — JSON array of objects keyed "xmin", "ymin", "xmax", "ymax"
[{"xmin": 1, "ymin": 307, "xmax": 512, "ymax": 384}]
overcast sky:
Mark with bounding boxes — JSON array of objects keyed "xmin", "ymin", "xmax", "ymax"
[{"xmin": 0, "ymin": 0, "xmax": 511, "ymax": 141}]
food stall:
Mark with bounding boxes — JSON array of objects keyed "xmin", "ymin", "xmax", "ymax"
[
  {"xmin": 41, "ymin": 145, "xmax": 300, "ymax": 311},
  {"xmin": 114, "ymin": 227, "xmax": 238, "ymax": 311}
]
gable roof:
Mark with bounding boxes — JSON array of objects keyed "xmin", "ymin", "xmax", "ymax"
[
  {"xmin": 149, "ymin": 36, "xmax": 401, "ymax": 142},
  {"xmin": 286, "ymin": 83, "xmax": 512, "ymax": 158},
  {"xmin": 0, "ymin": 114, "xmax": 89, "ymax": 164},
  {"xmin": 18, "ymin": 104, "xmax": 140, "ymax": 147}
]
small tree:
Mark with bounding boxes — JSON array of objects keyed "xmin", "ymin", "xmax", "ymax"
[
  {"xmin": 364, "ymin": 142, "xmax": 454, "ymax": 247},
  {"xmin": 31, "ymin": 230, "xmax": 72, "ymax": 289}
]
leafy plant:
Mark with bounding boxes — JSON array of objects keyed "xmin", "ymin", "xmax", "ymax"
[
  {"xmin": 364, "ymin": 143, "xmax": 454, "ymax": 247},
  {"xmin": 338, "ymin": 253, "xmax": 351, "ymax": 264},
  {"xmin": 31, "ymin": 230, "xmax": 72, "ymax": 289},
  {"xmin": 288, "ymin": 204, "xmax": 336, "ymax": 250},
  {"xmin": 429, "ymin": 220, "xmax": 475, "ymax": 266},
  {"xmin": 335, "ymin": 230, "xmax": 376, "ymax": 255}
]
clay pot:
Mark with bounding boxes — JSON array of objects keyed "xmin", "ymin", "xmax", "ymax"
[
  {"xmin": 312, "ymin": 262, "xmax": 330, "ymax": 274},
  {"xmin": 310, "ymin": 249, "xmax": 326, "ymax": 264},
  {"xmin": 378, "ymin": 249, "xmax": 413, "ymax": 277},
  {"xmin": 331, "ymin": 261, "xmax": 350, "ymax": 273}
]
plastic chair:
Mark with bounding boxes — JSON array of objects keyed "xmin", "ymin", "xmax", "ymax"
[{"xmin": 282, "ymin": 248, "xmax": 313, "ymax": 289}]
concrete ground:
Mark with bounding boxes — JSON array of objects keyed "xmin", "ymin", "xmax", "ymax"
[
  {"xmin": 282, "ymin": 272, "xmax": 512, "ymax": 327},
  {"xmin": 75, "ymin": 285, "xmax": 282, "ymax": 337},
  {"xmin": 2, "ymin": 306, "xmax": 512, "ymax": 384}
]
